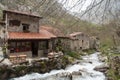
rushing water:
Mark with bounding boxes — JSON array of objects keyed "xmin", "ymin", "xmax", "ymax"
[{"xmin": 11, "ymin": 52, "xmax": 106, "ymax": 80}]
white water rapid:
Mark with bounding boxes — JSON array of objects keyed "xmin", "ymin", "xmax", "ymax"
[{"xmin": 10, "ymin": 52, "xmax": 107, "ymax": 80}]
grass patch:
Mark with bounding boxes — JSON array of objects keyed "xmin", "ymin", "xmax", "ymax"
[
  {"xmin": 65, "ymin": 51, "xmax": 81, "ymax": 59},
  {"xmin": 107, "ymin": 68, "xmax": 120, "ymax": 80},
  {"xmin": 107, "ymin": 53, "xmax": 120, "ymax": 80},
  {"xmin": 82, "ymin": 49, "xmax": 96, "ymax": 55}
]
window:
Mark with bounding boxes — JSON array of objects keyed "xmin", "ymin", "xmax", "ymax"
[
  {"xmin": 22, "ymin": 23, "xmax": 29, "ymax": 32},
  {"xmin": 9, "ymin": 20, "xmax": 20, "ymax": 26},
  {"xmin": 9, "ymin": 42, "xmax": 31, "ymax": 53}
]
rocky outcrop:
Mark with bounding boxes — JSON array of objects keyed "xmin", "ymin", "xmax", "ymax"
[{"xmin": 0, "ymin": 55, "xmax": 72, "ymax": 80}]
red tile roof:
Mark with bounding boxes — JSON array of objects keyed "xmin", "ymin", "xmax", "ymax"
[
  {"xmin": 8, "ymin": 29, "xmax": 56, "ymax": 40},
  {"xmin": 3, "ymin": 9, "xmax": 42, "ymax": 19},
  {"xmin": 40, "ymin": 25, "xmax": 64, "ymax": 37}
]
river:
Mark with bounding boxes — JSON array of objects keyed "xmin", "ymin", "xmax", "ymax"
[{"xmin": 10, "ymin": 52, "xmax": 107, "ymax": 80}]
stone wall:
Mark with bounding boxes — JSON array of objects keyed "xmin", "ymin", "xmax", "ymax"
[
  {"xmin": 70, "ymin": 34, "xmax": 90, "ymax": 51},
  {"xmin": 38, "ymin": 50, "xmax": 44, "ymax": 57},
  {"xmin": 6, "ymin": 13, "xmax": 40, "ymax": 33},
  {"xmin": 89, "ymin": 36, "xmax": 100, "ymax": 50},
  {"xmin": 82, "ymin": 36, "xmax": 90, "ymax": 50}
]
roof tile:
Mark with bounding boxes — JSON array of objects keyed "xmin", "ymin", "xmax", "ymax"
[{"xmin": 8, "ymin": 29, "xmax": 56, "ymax": 40}]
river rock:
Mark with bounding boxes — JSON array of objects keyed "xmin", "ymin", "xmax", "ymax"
[
  {"xmin": 94, "ymin": 64, "xmax": 109, "ymax": 73},
  {"xmin": 99, "ymin": 56, "xmax": 107, "ymax": 62},
  {"xmin": 57, "ymin": 72, "xmax": 71, "ymax": 77},
  {"xmin": 88, "ymin": 61, "xmax": 92, "ymax": 64},
  {"xmin": 72, "ymin": 71, "xmax": 82, "ymax": 75},
  {"xmin": 72, "ymin": 60, "xmax": 81, "ymax": 65}
]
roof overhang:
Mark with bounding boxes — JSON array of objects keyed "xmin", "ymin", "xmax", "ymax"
[
  {"xmin": 8, "ymin": 31, "xmax": 56, "ymax": 40},
  {"xmin": 3, "ymin": 9, "xmax": 43, "ymax": 20}
]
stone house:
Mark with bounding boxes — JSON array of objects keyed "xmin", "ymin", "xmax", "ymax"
[
  {"xmin": 40, "ymin": 26, "xmax": 71, "ymax": 52},
  {"xmin": 0, "ymin": 10, "xmax": 56, "ymax": 58},
  {"xmin": 40, "ymin": 26, "xmax": 98, "ymax": 52},
  {"xmin": 69, "ymin": 32, "xmax": 90, "ymax": 51},
  {"xmin": 41, "ymin": 26, "xmax": 96, "ymax": 52}
]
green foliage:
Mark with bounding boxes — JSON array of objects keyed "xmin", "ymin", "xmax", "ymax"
[
  {"xmin": 107, "ymin": 63, "xmax": 120, "ymax": 80},
  {"xmin": 107, "ymin": 68, "xmax": 120, "ymax": 80},
  {"xmin": 39, "ymin": 61, "xmax": 46, "ymax": 69},
  {"xmin": 100, "ymin": 45, "xmax": 110, "ymax": 55},
  {"xmin": 62, "ymin": 55, "xmax": 75, "ymax": 65},
  {"xmin": 14, "ymin": 66, "xmax": 27, "ymax": 72},
  {"xmin": 107, "ymin": 53, "xmax": 120, "ymax": 80},
  {"xmin": 55, "ymin": 40, "xmax": 62, "ymax": 51},
  {"xmin": 2, "ymin": 43, "xmax": 8, "ymax": 58},
  {"xmin": 65, "ymin": 51, "xmax": 81, "ymax": 59},
  {"xmin": 82, "ymin": 49, "xmax": 96, "ymax": 55},
  {"xmin": 2, "ymin": 46, "xmax": 6, "ymax": 54}
]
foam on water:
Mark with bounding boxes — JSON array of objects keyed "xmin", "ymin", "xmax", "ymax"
[{"xmin": 11, "ymin": 52, "xmax": 106, "ymax": 80}]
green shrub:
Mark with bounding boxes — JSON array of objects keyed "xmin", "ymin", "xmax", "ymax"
[{"xmin": 65, "ymin": 51, "xmax": 81, "ymax": 59}]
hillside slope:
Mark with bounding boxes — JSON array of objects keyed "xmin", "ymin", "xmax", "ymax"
[{"xmin": 0, "ymin": 0, "xmax": 119, "ymax": 48}]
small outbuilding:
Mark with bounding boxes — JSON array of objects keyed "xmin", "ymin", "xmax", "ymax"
[{"xmin": 69, "ymin": 32, "xmax": 90, "ymax": 51}]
